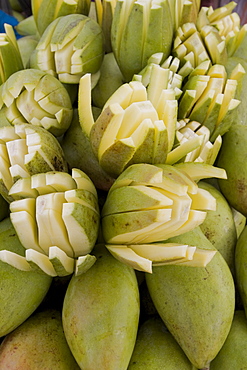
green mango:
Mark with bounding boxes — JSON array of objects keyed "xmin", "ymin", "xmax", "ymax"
[
  {"xmin": 233, "ymin": 33, "xmax": 247, "ymax": 63},
  {"xmin": 111, "ymin": 0, "xmax": 173, "ymax": 82},
  {"xmin": 210, "ymin": 310, "xmax": 247, "ymax": 369},
  {"xmin": 92, "ymin": 52, "xmax": 124, "ymax": 109},
  {"xmin": 62, "ymin": 244, "xmax": 140, "ymax": 370},
  {"xmin": 145, "ymin": 227, "xmax": 235, "ymax": 369},
  {"xmin": 216, "ymin": 124, "xmax": 247, "ymax": 217},
  {"xmin": 0, "ymin": 309, "xmax": 80, "ymax": 369},
  {"xmin": 235, "ymin": 225, "xmax": 247, "ymax": 316},
  {"xmin": 198, "ymin": 180, "xmax": 237, "ymax": 274},
  {"xmin": 224, "ymin": 56, "xmax": 247, "ymax": 127},
  {"xmin": 0, "ymin": 217, "xmax": 52, "ymax": 337},
  {"xmin": 15, "ymin": 15, "xmax": 38, "ymax": 36},
  {"xmin": 17, "ymin": 35, "xmax": 39, "ymax": 69},
  {"xmin": 61, "ymin": 109, "xmax": 115, "ymax": 192},
  {"xmin": 128, "ymin": 316, "xmax": 194, "ymax": 369}
]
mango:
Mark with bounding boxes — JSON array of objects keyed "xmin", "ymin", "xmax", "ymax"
[
  {"xmin": 145, "ymin": 227, "xmax": 235, "ymax": 369},
  {"xmin": 210, "ymin": 310, "xmax": 247, "ymax": 369},
  {"xmin": 92, "ymin": 52, "xmax": 124, "ymax": 109},
  {"xmin": 0, "ymin": 217, "xmax": 52, "ymax": 337},
  {"xmin": 61, "ymin": 109, "xmax": 115, "ymax": 192},
  {"xmin": 216, "ymin": 124, "xmax": 247, "ymax": 216},
  {"xmin": 225, "ymin": 56, "xmax": 247, "ymax": 127},
  {"xmin": 198, "ymin": 180, "xmax": 237, "ymax": 274},
  {"xmin": 0, "ymin": 309, "xmax": 80, "ymax": 369},
  {"xmin": 62, "ymin": 244, "xmax": 140, "ymax": 370},
  {"xmin": 128, "ymin": 316, "xmax": 193, "ymax": 369}
]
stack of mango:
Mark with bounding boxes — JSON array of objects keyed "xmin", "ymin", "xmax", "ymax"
[{"xmin": 0, "ymin": 0, "xmax": 246, "ymax": 369}]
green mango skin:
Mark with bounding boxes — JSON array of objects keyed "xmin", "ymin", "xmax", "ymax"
[
  {"xmin": 216, "ymin": 124, "xmax": 247, "ymax": 217},
  {"xmin": 15, "ymin": 15, "xmax": 38, "ymax": 36},
  {"xmin": 62, "ymin": 244, "xmax": 140, "ymax": 370},
  {"xmin": 145, "ymin": 227, "xmax": 235, "ymax": 370},
  {"xmin": 233, "ymin": 32, "xmax": 247, "ymax": 61},
  {"xmin": 198, "ymin": 181, "xmax": 237, "ymax": 275},
  {"xmin": 235, "ymin": 225, "xmax": 247, "ymax": 316},
  {"xmin": 0, "ymin": 217, "xmax": 52, "ymax": 337},
  {"xmin": 92, "ymin": 52, "xmax": 124, "ymax": 109},
  {"xmin": 128, "ymin": 316, "xmax": 194, "ymax": 370},
  {"xmin": 61, "ymin": 109, "xmax": 115, "ymax": 192},
  {"xmin": 0, "ymin": 309, "xmax": 80, "ymax": 370},
  {"xmin": 210, "ymin": 310, "xmax": 247, "ymax": 370},
  {"xmin": 17, "ymin": 36, "xmax": 39, "ymax": 68},
  {"xmin": 225, "ymin": 56, "xmax": 247, "ymax": 127}
]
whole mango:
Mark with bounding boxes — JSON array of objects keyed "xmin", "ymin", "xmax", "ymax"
[
  {"xmin": 145, "ymin": 227, "xmax": 235, "ymax": 369},
  {"xmin": 62, "ymin": 244, "xmax": 140, "ymax": 370}
]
